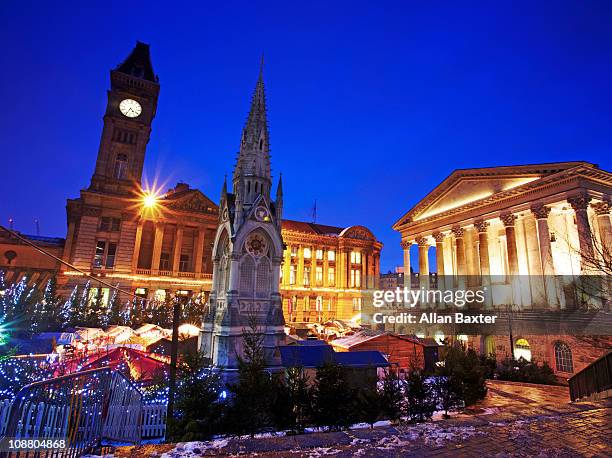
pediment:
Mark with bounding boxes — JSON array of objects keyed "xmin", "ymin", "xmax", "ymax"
[
  {"xmin": 394, "ymin": 161, "xmax": 598, "ymax": 227},
  {"xmin": 165, "ymin": 190, "xmax": 218, "ymax": 215}
]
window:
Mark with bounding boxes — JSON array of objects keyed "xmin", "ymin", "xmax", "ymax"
[
  {"xmin": 105, "ymin": 243, "xmax": 117, "ymax": 268},
  {"xmin": 316, "ymin": 296, "xmax": 323, "ymax": 311},
  {"xmin": 114, "ymin": 154, "xmax": 128, "ymax": 179},
  {"xmin": 135, "ymin": 287, "xmax": 147, "ymax": 298},
  {"xmin": 303, "ymin": 247, "xmax": 312, "ymax": 259},
  {"xmin": 179, "ymin": 254, "xmax": 190, "ymax": 272},
  {"xmin": 554, "ymin": 342, "xmax": 573, "ymax": 373},
  {"xmin": 240, "ymin": 256, "xmax": 255, "ymax": 294},
  {"xmin": 93, "ymin": 241, "xmax": 106, "ymax": 268},
  {"xmin": 351, "ymin": 251, "xmax": 361, "ymax": 264},
  {"xmin": 154, "ymin": 289, "xmax": 167, "ymax": 302},
  {"xmin": 112, "ymin": 128, "xmax": 137, "ymax": 145},
  {"xmin": 328, "ymin": 250, "xmax": 336, "ymax": 262},
  {"xmin": 99, "ymin": 217, "xmax": 121, "ymax": 232},
  {"xmin": 327, "ymin": 297, "xmax": 334, "ymax": 311},
  {"xmin": 289, "ymin": 265, "xmax": 296, "ymax": 285},
  {"xmin": 514, "ymin": 338, "xmax": 532, "ymax": 362},
  {"xmin": 315, "ymin": 266, "xmax": 323, "ymax": 285},
  {"xmin": 328, "ymin": 267, "xmax": 335, "ymax": 285},
  {"xmin": 89, "ymin": 288, "xmax": 110, "ymax": 307},
  {"xmin": 350, "ymin": 269, "xmax": 361, "ymax": 288},
  {"xmin": 303, "ymin": 266, "xmax": 310, "ymax": 286},
  {"xmin": 315, "ymin": 249, "xmax": 323, "ymax": 260},
  {"xmin": 352, "ymin": 297, "xmax": 362, "ymax": 311},
  {"xmin": 291, "ymin": 246, "xmax": 298, "ymax": 258},
  {"xmin": 256, "ymin": 257, "xmax": 271, "ymax": 298},
  {"xmin": 159, "ymin": 252, "xmax": 170, "ymax": 270}
]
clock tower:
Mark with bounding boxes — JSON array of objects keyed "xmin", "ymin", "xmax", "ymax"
[{"xmin": 89, "ymin": 41, "xmax": 160, "ymax": 194}]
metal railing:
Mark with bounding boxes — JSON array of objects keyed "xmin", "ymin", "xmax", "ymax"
[
  {"xmin": 1, "ymin": 368, "xmax": 146, "ymax": 457},
  {"xmin": 568, "ymin": 350, "xmax": 612, "ymax": 401}
]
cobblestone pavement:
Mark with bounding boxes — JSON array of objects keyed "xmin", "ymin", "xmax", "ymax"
[{"xmin": 115, "ymin": 381, "xmax": 611, "ymax": 458}]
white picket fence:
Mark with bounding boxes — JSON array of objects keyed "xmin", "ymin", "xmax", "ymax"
[{"xmin": 141, "ymin": 404, "xmax": 167, "ymax": 439}]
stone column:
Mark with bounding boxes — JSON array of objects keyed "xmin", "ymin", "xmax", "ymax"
[
  {"xmin": 310, "ymin": 246, "xmax": 317, "ymax": 287},
  {"xmin": 591, "ymin": 200, "xmax": 612, "ymax": 310},
  {"xmin": 151, "ymin": 222, "xmax": 165, "ymax": 273},
  {"xmin": 194, "ymin": 227, "xmax": 205, "ymax": 275},
  {"xmin": 475, "ymin": 220, "xmax": 492, "ymax": 309},
  {"xmin": 283, "ymin": 245, "xmax": 291, "ymax": 287},
  {"xmin": 452, "ymin": 227, "xmax": 466, "ymax": 290},
  {"xmin": 374, "ymin": 253, "xmax": 380, "ymax": 289},
  {"xmin": 360, "ymin": 250, "xmax": 367, "ymax": 289},
  {"xmin": 501, "ymin": 213, "xmax": 522, "ymax": 307},
  {"xmin": 401, "ymin": 240, "xmax": 412, "ymax": 288},
  {"xmin": 297, "ymin": 245, "xmax": 305, "ymax": 286},
  {"xmin": 591, "ymin": 200, "xmax": 612, "ymax": 264},
  {"xmin": 172, "ymin": 225, "xmax": 184, "ymax": 273},
  {"xmin": 531, "ymin": 204, "xmax": 561, "ymax": 309},
  {"xmin": 131, "ymin": 220, "xmax": 144, "ymax": 271},
  {"xmin": 432, "ymin": 232, "xmax": 445, "ymax": 290},
  {"xmin": 228, "ymin": 254, "xmax": 241, "ymax": 292},
  {"xmin": 568, "ymin": 194, "xmax": 595, "ymax": 272},
  {"xmin": 416, "ymin": 237, "xmax": 429, "ymax": 291},
  {"xmin": 338, "ymin": 248, "xmax": 346, "ymax": 288}
]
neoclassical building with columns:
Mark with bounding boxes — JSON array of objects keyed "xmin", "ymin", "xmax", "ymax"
[{"xmin": 391, "ymin": 161, "xmax": 612, "ymax": 377}]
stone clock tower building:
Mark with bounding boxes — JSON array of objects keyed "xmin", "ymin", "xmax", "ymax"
[
  {"xmin": 200, "ymin": 65, "xmax": 286, "ymax": 369},
  {"xmin": 89, "ymin": 41, "xmax": 159, "ymax": 194}
]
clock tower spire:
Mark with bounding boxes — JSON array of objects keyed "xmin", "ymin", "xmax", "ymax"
[{"xmin": 89, "ymin": 41, "xmax": 160, "ymax": 194}]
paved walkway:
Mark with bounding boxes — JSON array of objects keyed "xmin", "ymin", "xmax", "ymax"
[{"xmin": 114, "ymin": 381, "xmax": 611, "ymax": 457}]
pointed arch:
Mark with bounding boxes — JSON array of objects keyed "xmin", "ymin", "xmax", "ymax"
[
  {"xmin": 240, "ymin": 255, "xmax": 255, "ymax": 295},
  {"xmin": 256, "ymin": 256, "xmax": 271, "ymax": 298}
]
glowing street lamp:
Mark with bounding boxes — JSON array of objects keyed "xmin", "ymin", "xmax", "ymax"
[{"xmin": 143, "ymin": 193, "xmax": 158, "ymax": 209}]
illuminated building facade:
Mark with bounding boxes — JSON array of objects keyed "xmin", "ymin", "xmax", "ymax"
[
  {"xmin": 59, "ymin": 42, "xmax": 219, "ymax": 303},
  {"xmin": 392, "ymin": 162, "xmax": 612, "ymax": 377},
  {"xmin": 280, "ymin": 220, "xmax": 382, "ymax": 324}
]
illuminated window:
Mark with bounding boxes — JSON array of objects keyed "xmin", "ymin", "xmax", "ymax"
[
  {"xmin": 316, "ymin": 249, "xmax": 323, "ymax": 260},
  {"xmin": 514, "ymin": 338, "xmax": 532, "ymax": 362},
  {"xmin": 291, "ymin": 246, "xmax": 298, "ymax": 257},
  {"xmin": 352, "ymin": 297, "xmax": 362, "ymax": 311},
  {"xmin": 350, "ymin": 269, "xmax": 361, "ymax": 288},
  {"xmin": 154, "ymin": 289, "xmax": 167, "ymax": 302},
  {"xmin": 328, "ymin": 267, "xmax": 335, "ymax": 285},
  {"xmin": 303, "ymin": 266, "xmax": 310, "ymax": 286},
  {"xmin": 327, "ymin": 297, "xmax": 334, "ymax": 311},
  {"xmin": 328, "ymin": 250, "xmax": 335, "ymax": 262},
  {"xmin": 135, "ymin": 287, "xmax": 147, "ymax": 298},
  {"xmin": 554, "ymin": 342, "xmax": 573, "ymax": 373},
  {"xmin": 315, "ymin": 266, "xmax": 323, "ymax": 285},
  {"xmin": 303, "ymin": 247, "xmax": 312, "ymax": 259},
  {"xmin": 114, "ymin": 153, "xmax": 128, "ymax": 179},
  {"xmin": 89, "ymin": 288, "xmax": 110, "ymax": 307},
  {"xmin": 93, "ymin": 241, "xmax": 116, "ymax": 268},
  {"xmin": 289, "ymin": 265, "xmax": 296, "ymax": 285},
  {"xmin": 351, "ymin": 251, "xmax": 361, "ymax": 264},
  {"xmin": 316, "ymin": 296, "xmax": 323, "ymax": 311}
]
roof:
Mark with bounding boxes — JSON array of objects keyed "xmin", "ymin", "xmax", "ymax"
[
  {"xmin": 393, "ymin": 161, "xmax": 607, "ymax": 229},
  {"xmin": 279, "ymin": 345, "xmax": 389, "ymax": 368},
  {"xmin": 332, "ymin": 330, "xmax": 424, "ymax": 350},
  {"xmin": 115, "ymin": 41, "xmax": 158, "ymax": 83},
  {"xmin": 281, "ymin": 219, "xmax": 344, "ymax": 236}
]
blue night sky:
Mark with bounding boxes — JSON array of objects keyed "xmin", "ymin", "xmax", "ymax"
[{"xmin": 1, "ymin": 1, "xmax": 611, "ymax": 272}]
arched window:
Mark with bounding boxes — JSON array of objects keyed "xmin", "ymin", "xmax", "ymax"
[
  {"xmin": 514, "ymin": 338, "xmax": 531, "ymax": 361},
  {"xmin": 114, "ymin": 154, "xmax": 128, "ymax": 179},
  {"xmin": 554, "ymin": 342, "xmax": 573, "ymax": 373},
  {"xmin": 240, "ymin": 255, "xmax": 255, "ymax": 295},
  {"xmin": 256, "ymin": 257, "xmax": 271, "ymax": 298}
]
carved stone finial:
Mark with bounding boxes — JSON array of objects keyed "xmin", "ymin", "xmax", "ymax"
[
  {"xmin": 591, "ymin": 200, "xmax": 611, "ymax": 216},
  {"xmin": 500, "ymin": 213, "xmax": 517, "ymax": 227},
  {"xmin": 474, "ymin": 220, "xmax": 490, "ymax": 233},
  {"xmin": 530, "ymin": 204, "xmax": 551, "ymax": 220},
  {"xmin": 451, "ymin": 226, "xmax": 464, "ymax": 238},
  {"xmin": 433, "ymin": 232, "xmax": 446, "ymax": 242},
  {"xmin": 567, "ymin": 194, "xmax": 592, "ymax": 211},
  {"xmin": 415, "ymin": 236, "xmax": 429, "ymax": 247}
]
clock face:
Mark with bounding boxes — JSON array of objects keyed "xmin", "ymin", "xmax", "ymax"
[{"xmin": 119, "ymin": 99, "xmax": 142, "ymax": 118}]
